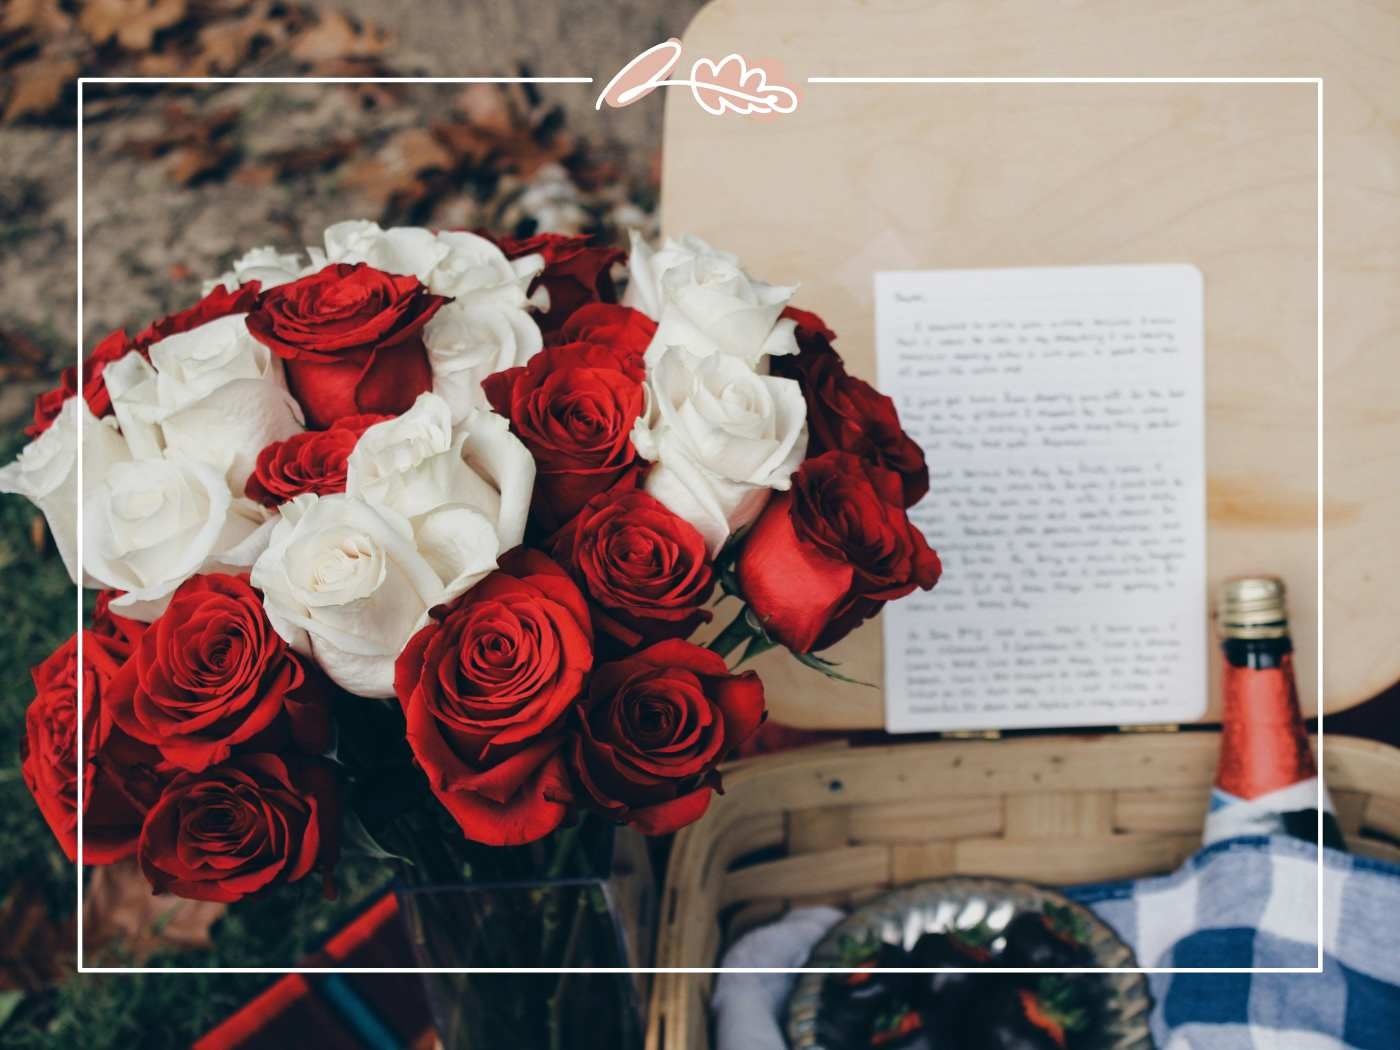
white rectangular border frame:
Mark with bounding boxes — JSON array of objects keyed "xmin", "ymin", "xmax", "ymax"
[{"xmin": 73, "ymin": 72, "xmax": 1321, "ymax": 980}]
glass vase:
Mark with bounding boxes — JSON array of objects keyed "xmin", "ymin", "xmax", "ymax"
[{"xmin": 394, "ymin": 817, "xmax": 655, "ymax": 1050}]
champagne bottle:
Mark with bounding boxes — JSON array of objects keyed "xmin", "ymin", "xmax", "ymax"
[{"xmin": 1204, "ymin": 577, "xmax": 1345, "ymax": 849}]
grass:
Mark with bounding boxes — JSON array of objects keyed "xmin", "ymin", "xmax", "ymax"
[{"xmin": 0, "ymin": 427, "xmax": 393, "ymax": 1049}]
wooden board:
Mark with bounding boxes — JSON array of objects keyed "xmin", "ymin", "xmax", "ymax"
[{"xmin": 660, "ymin": 0, "xmax": 1400, "ymax": 728}]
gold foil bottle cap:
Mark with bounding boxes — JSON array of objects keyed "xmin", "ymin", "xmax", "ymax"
[{"xmin": 1218, "ymin": 576, "xmax": 1289, "ymax": 639}]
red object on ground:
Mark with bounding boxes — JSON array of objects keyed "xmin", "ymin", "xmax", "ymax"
[{"xmin": 195, "ymin": 892, "xmax": 434, "ymax": 1050}]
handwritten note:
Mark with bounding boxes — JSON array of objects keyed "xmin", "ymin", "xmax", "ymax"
[{"xmin": 877, "ymin": 265, "xmax": 1207, "ymax": 732}]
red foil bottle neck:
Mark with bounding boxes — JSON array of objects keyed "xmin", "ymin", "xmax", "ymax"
[{"xmin": 1216, "ymin": 650, "xmax": 1316, "ymax": 800}]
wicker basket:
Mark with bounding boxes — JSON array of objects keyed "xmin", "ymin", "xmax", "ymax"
[{"xmin": 645, "ymin": 732, "xmax": 1400, "ymax": 1050}]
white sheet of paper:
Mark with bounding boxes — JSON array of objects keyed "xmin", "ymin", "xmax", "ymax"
[{"xmin": 877, "ymin": 264, "xmax": 1207, "ymax": 732}]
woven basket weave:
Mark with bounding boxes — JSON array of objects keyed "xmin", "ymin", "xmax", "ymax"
[{"xmin": 645, "ymin": 732, "xmax": 1400, "ymax": 1050}]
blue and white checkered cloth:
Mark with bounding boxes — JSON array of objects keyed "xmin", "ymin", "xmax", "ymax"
[
  {"xmin": 1068, "ymin": 835, "xmax": 1400, "ymax": 1049},
  {"xmin": 713, "ymin": 835, "xmax": 1400, "ymax": 1050}
]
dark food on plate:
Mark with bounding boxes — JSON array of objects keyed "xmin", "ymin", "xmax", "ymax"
[{"xmin": 817, "ymin": 905, "xmax": 1101, "ymax": 1050}]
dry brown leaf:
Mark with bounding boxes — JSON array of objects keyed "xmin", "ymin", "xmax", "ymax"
[
  {"xmin": 3, "ymin": 0, "xmax": 73, "ymax": 36},
  {"xmin": 132, "ymin": 50, "xmax": 186, "ymax": 77},
  {"xmin": 288, "ymin": 10, "xmax": 388, "ymax": 64},
  {"xmin": 167, "ymin": 140, "xmax": 235, "ymax": 184},
  {"xmin": 0, "ymin": 880, "xmax": 73, "ymax": 991},
  {"xmin": 231, "ymin": 162, "xmax": 277, "ymax": 187},
  {"xmin": 2, "ymin": 56, "xmax": 76, "ymax": 123},
  {"xmin": 189, "ymin": 17, "xmax": 263, "ymax": 74},
  {"xmin": 384, "ymin": 126, "xmax": 454, "ymax": 174},
  {"xmin": 84, "ymin": 859, "xmax": 225, "ymax": 963},
  {"xmin": 262, "ymin": 138, "xmax": 357, "ymax": 175},
  {"xmin": 77, "ymin": 0, "xmax": 188, "ymax": 52},
  {"xmin": 455, "ymin": 83, "xmax": 516, "ymax": 136},
  {"xmin": 341, "ymin": 160, "xmax": 421, "ymax": 212},
  {"xmin": 121, "ymin": 102, "xmax": 238, "ymax": 158},
  {"xmin": 435, "ymin": 118, "xmax": 575, "ymax": 180},
  {"xmin": 0, "ymin": 327, "xmax": 51, "ymax": 389},
  {"xmin": 343, "ymin": 125, "xmax": 456, "ymax": 210},
  {"xmin": 433, "ymin": 82, "xmax": 578, "ymax": 180}
]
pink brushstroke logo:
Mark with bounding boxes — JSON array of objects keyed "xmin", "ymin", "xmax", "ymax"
[{"xmin": 596, "ymin": 39, "xmax": 799, "ymax": 117}]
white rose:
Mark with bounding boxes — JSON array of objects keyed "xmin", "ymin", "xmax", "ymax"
[
  {"xmin": 317, "ymin": 221, "xmax": 447, "ymax": 284},
  {"xmin": 0, "ymin": 397, "xmax": 130, "ymax": 586},
  {"xmin": 316, "ymin": 221, "xmax": 543, "ymax": 306},
  {"xmin": 621, "ymin": 230, "xmax": 739, "ymax": 320},
  {"xmin": 103, "ymin": 314, "xmax": 304, "ymax": 493},
  {"xmin": 632, "ymin": 347, "xmax": 807, "ymax": 553},
  {"xmin": 423, "ymin": 298, "xmax": 542, "ymax": 423},
  {"xmin": 426, "ymin": 230, "xmax": 544, "ymax": 305},
  {"xmin": 250, "ymin": 492, "xmax": 471, "ymax": 697},
  {"xmin": 204, "ymin": 246, "xmax": 307, "ymax": 294},
  {"xmin": 644, "ymin": 251, "xmax": 800, "ymax": 368},
  {"xmin": 346, "ymin": 393, "xmax": 533, "ymax": 580},
  {"xmin": 84, "ymin": 455, "xmax": 265, "ymax": 621}
]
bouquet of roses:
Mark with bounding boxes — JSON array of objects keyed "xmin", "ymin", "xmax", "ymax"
[{"xmin": 4, "ymin": 221, "xmax": 939, "ymax": 908}]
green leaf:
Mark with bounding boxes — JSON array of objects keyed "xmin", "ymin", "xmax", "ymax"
[
  {"xmin": 707, "ymin": 605, "xmax": 760, "ymax": 660},
  {"xmin": 739, "ymin": 631, "xmax": 780, "ymax": 664},
  {"xmin": 341, "ymin": 809, "xmax": 412, "ymax": 864},
  {"xmin": 794, "ymin": 650, "xmax": 876, "ymax": 688},
  {"xmin": 0, "ymin": 990, "xmax": 23, "ymax": 1031}
]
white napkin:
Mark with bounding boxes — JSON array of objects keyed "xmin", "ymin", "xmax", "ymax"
[{"xmin": 711, "ymin": 907, "xmax": 845, "ymax": 1050}]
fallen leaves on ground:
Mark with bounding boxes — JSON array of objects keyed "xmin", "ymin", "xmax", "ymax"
[
  {"xmin": 340, "ymin": 81, "xmax": 583, "ymax": 221},
  {"xmin": 0, "ymin": 326, "xmax": 52, "ymax": 383},
  {"xmin": 0, "ymin": 880, "xmax": 71, "ymax": 991},
  {"xmin": 0, "ymin": 0, "xmax": 403, "ymax": 126},
  {"xmin": 84, "ymin": 859, "xmax": 226, "ymax": 962},
  {"xmin": 119, "ymin": 102, "xmax": 241, "ymax": 184}
]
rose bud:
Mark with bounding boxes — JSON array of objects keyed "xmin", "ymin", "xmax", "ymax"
[
  {"xmin": 487, "ymin": 233, "xmax": 625, "ymax": 334},
  {"xmin": 138, "ymin": 754, "xmax": 339, "ymax": 903},
  {"xmin": 773, "ymin": 308, "xmax": 929, "ymax": 507},
  {"xmin": 107, "ymin": 573, "xmax": 330, "ymax": 773},
  {"xmin": 569, "ymin": 640, "xmax": 765, "ymax": 835},
  {"xmin": 92, "ymin": 587, "xmax": 148, "ymax": 648},
  {"xmin": 551, "ymin": 302, "xmax": 657, "ymax": 351},
  {"xmin": 21, "ymin": 626, "xmax": 164, "ymax": 864},
  {"xmin": 395, "ymin": 550, "xmax": 594, "ymax": 846},
  {"xmin": 246, "ymin": 262, "xmax": 447, "ymax": 428},
  {"xmin": 245, "ymin": 413, "xmax": 390, "ymax": 508},
  {"xmin": 136, "ymin": 280, "xmax": 262, "ymax": 348},
  {"xmin": 482, "ymin": 306, "xmax": 652, "ymax": 532},
  {"xmin": 736, "ymin": 451, "xmax": 941, "ymax": 653},
  {"xmin": 27, "ymin": 328, "xmax": 137, "ymax": 439},
  {"xmin": 551, "ymin": 484, "xmax": 715, "ymax": 651}
]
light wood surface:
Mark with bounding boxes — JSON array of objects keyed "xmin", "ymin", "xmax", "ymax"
[
  {"xmin": 646, "ymin": 733, "xmax": 1400, "ymax": 1049},
  {"xmin": 660, "ymin": 0, "xmax": 1400, "ymax": 728}
]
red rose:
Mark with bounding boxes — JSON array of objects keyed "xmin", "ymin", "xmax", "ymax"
[
  {"xmin": 394, "ymin": 550, "xmax": 593, "ymax": 846},
  {"xmin": 138, "ymin": 753, "xmax": 339, "ymax": 902},
  {"xmin": 549, "ymin": 302, "xmax": 655, "ymax": 352},
  {"xmin": 21, "ymin": 626, "xmax": 164, "ymax": 864},
  {"xmin": 490, "ymin": 233, "xmax": 625, "ymax": 334},
  {"xmin": 92, "ymin": 588, "xmax": 147, "ymax": 648},
  {"xmin": 774, "ymin": 309, "xmax": 929, "ymax": 507},
  {"xmin": 27, "ymin": 329, "xmax": 139, "ymax": 438},
  {"xmin": 568, "ymin": 641, "xmax": 765, "ymax": 835},
  {"xmin": 736, "ymin": 451, "xmax": 941, "ymax": 652},
  {"xmin": 246, "ymin": 263, "xmax": 446, "ymax": 428},
  {"xmin": 245, "ymin": 413, "xmax": 389, "ymax": 508},
  {"xmin": 107, "ymin": 574, "xmax": 329, "ymax": 773},
  {"xmin": 551, "ymin": 486, "xmax": 715, "ymax": 649},
  {"xmin": 136, "ymin": 281, "xmax": 262, "ymax": 348},
  {"xmin": 483, "ymin": 310, "xmax": 650, "ymax": 532}
]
